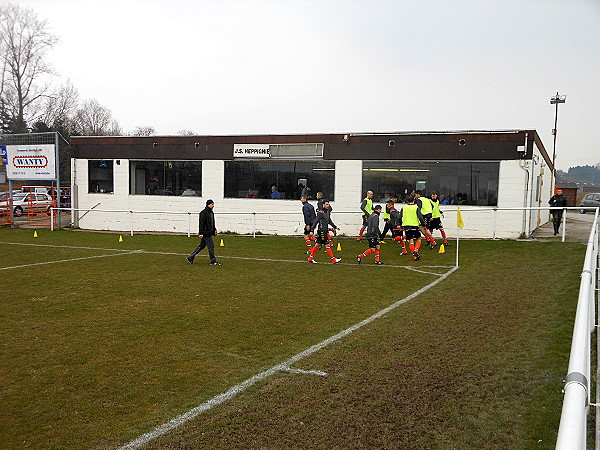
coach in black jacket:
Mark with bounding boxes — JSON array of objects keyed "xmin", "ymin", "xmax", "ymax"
[
  {"xmin": 187, "ymin": 199, "xmax": 220, "ymax": 265},
  {"xmin": 549, "ymin": 189, "xmax": 568, "ymax": 236}
]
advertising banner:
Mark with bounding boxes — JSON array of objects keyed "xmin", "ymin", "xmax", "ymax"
[
  {"xmin": 6, "ymin": 144, "xmax": 56, "ymax": 180},
  {"xmin": 0, "ymin": 145, "xmax": 7, "ymax": 165},
  {"xmin": 233, "ymin": 144, "xmax": 270, "ymax": 158}
]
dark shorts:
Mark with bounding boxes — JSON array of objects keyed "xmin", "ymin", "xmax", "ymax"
[
  {"xmin": 392, "ymin": 228, "xmax": 403, "ymax": 239},
  {"xmin": 367, "ymin": 237, "xmax": 380, "ymax": 248},
  {"xmin": 362, "ymin": 214, "xmax": 369, "ymax": 226},
  {"xmin": 303, "ymin": 226, "xmax": 312, "ymax": 236},
  {"xmin": 404, "ymin": 226, "xmax": 421, "ymax": 240},
  {"xmin": 316, "ymin": 229, "xmax": 329, "ymax": 244},
  {"xmin": 422, "ymin": 213, "xmax": 433, "ymax": 229},
  {"xmin": 429, "ymin": 218, "xmax": 443, "ymax": 230}
]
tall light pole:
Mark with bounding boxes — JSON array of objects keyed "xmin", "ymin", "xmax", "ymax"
[{"xmin": 550, "ymin": 92, "xmax": 566, "ymax": 192}]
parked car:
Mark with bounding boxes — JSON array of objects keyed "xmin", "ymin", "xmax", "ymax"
[
  {"xmin": 0, "ymin": 190, "xmax": 23, "ymax": 199},
  {"xmin": 579, "ymin": 192, "xmax": 600, "ymax": 214},
  {"xmin": 0, "ymin": 192, "xmax": 54, "ymax": 216}
]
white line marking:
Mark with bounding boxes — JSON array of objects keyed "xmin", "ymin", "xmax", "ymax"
[
  {"xmin": 283, "ymin": 367, "xmax": 328, "ymax": 377},
  {"xmin": 0, "ymin": 250, "xmax": 143, "ymax": 271},
  {"xmin": 0, "ymin": 241, "xmax": 454, "ymax": 271},
  {"xmin": 119, "ymin": 265, "xmax": 458, "ymax": 450},
  {"xmin": 0, "ymin": 241, "xmax": 136, "ymax": 252}
]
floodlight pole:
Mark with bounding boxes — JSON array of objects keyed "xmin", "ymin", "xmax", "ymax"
[{"xmin": 550, "ymin": 92, "xmax": 566, "ymax": 193}]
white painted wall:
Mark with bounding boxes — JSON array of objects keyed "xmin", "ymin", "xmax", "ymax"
[{"xmin": 71, "ymin": 157, "xmax": 551, "ymax": 239}]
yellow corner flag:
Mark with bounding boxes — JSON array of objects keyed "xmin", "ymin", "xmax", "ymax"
[
  {"xmin": 118, "ymin": 235, "xmax": 123, "ymax": 242},
  {"xmin": 220, "ymin": 239, "xmax": 224, "ymax": 247},
  {"xmin": 456, "ymin": 207, "xmax": 465, "ymax": 230},
  {"xmin": 439, "ymin": 244, "xmax": 445, "ymax": 254},
  {"xmin": 337, "ymin": 242, "xmax": 342, "ymax": 251},
  {"xmin": 33, "ymin": 231, "xmax": 38, "ymax": 238}
]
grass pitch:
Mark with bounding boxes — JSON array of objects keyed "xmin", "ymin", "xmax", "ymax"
[{"xmin": 0, "ymin": 228, "xmax": 589, "ymax": 449}]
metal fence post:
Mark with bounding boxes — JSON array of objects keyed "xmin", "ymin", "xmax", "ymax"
[
  {"xmin": 492, "ymin": 207, "xmax": 497, "ymax": 239},
  {"xmin": 187, "ymin": 212, "xmax": 192, "ymax": 237},
  {"xmin": 562, "ymin": 208, "xmax": 566, "ymax": 242},
  {"xmin": 253, "ymin": 212, "xmax": 256, "ymax": 238},
  {"xmin": 130, "ymin": 211, "xmax": 134, "ymax": 236}
]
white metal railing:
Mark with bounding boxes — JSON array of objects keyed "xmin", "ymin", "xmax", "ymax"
[
  {"xmin": 555, "ymin": 208, "xmax": 599, "ymax": 449},
  {"xmin": 50, "ymin": 205, "xmax": 595, "ymax": 240}
]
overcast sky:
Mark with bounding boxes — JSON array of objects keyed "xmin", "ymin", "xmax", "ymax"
[{"xmin": 14, "ymin": 0, "xmax": 600, "ymax": 170}]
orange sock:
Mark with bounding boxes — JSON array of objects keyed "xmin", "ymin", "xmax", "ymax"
[
  {"xmin": 416, "ymin": 240, "xmax": 421, "ymax": 250},
  {"xmin": 309, "ymin": 246, "xmax": 319, "ymax": 258},
  {"xmin": 304, "ymin": 238, "xmax": 312, "ymax": 248},
  {"xmin": 325, "ymin": 246, "xmax": 334, "ymax": 259},
  {"xmin": 409, "ymin": 243, "xmax": 415, "ymax": 253},
  {"xmin": 374, "ymin": 250, "xmax": 380, "ymax": 262}
]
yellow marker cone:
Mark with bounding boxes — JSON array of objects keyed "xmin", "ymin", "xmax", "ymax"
[
  {"xmin": 33, "ymin": 231, "xmax": 38, "ymax": 238},
  {"xmin": 119, "ymin": 235, "xmax": 123, "ymax": 242},
  {"xmin": 220, "ymin": 239, "xmax": 224, "ymax": 247},
  {"xmin": 439, "ymin": 244, "xmax": 445, "ymax": 254},
  {"xmin": 337, "ymin": 242, "xmax": 342, "ymax": 251}
]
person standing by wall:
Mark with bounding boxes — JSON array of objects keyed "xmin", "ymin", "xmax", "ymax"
[
  {"xmin": 357, "ymin": 204, "xmax": 384, "ymax": 265},
  {"xmin": 548, "ymin": 189, "xmax": 568, "ymax": 236},
  {"xmin": 308, "ymin": 200, "xmax": 341, "ymax": 264},
  {"xmin": 301, "ymin": 195, "xmax": 316, "ymax": 254},
  {"xmin": 187, "ymin": 199, "xmax": 220, "ymax": 265},
  {"xmin": 357, "ymin": 190, "xmax": 373, "ymax": 241}
]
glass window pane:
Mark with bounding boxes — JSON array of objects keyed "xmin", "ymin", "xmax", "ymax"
[
  {"xmin": 88, "ymin": 160, "xmax": 114, "ymax": 193},
  {"xmin": 224, "ymin": 160, "xmax": 335, "ymax": 200},
  {"xmin": 362, "ymin": 161, "xmax": 499, "ymax": 206},
  {"xmin": 129, "ymin": 160, "xmax": 202, "ymax": 196}
]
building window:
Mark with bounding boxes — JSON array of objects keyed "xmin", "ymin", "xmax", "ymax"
[
  {"xmin": 362, "ymin": 161, "xmax": 499, "ymax": 206},
  {"xmin": 88, "ymin": 160, "xmax": 114, "ymax": 193},
  {"xmin": 129, "ymin": 161, "xmax": 202, "ymax": 196},
  {"xmin": 224, "ymin": 160, "xmax": 335, "ymax": 200}
]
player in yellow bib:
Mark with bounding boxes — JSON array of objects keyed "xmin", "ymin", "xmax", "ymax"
[
  {"xmin": 398, "ymin": 196, "xmax": 426, "ymax": 261},
  {"xmin": 428, "ymin": 191, "xmax": 449, "ymax": 246},
  {"xmin": 357, "ymin": 190, "xmax": 373, "ymax": 241},
  {"xmin": 415, "ymin": 190, "xmax": 437, "ymax": 249}
]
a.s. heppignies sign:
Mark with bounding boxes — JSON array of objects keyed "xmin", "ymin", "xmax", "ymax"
[{"xmin": 233, "ymin": 144, "xmax": 270, "ymax": 158}]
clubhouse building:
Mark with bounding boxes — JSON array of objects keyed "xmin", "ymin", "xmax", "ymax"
[{"xmin": 70, "ymin": 130, "xmax": 553, "ymax": 238}]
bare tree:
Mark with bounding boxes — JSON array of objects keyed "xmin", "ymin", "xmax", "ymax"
[
  {"xmin": 73, "ymin": 98, "xmax": 119, "ymax": 136},
  {"xmin": 0, "ymin": 2, "xmax": 58, "ymax": 132},
  {"xmin": 132, "ymin": 125, "xmax": 155, "ymax": 136},
  {"xmin": 38, "ymin": 79, "xmax": 79, "ymax": 132},
  {"xmin": 178, "ymin": 129, "xmax": 196, "ymax": 136},
  {"xmin": 108, "ymin": 119, "xmax": 123, "ymax": 136}
]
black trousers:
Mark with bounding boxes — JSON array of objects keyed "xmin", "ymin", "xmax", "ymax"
[
  {"xmin": 551, "ymin": 210, "xmax": 564, "ymax": 234},
  {"xmin": 380, "ymin": 219, "xmax": 392, "ymax": 239},
  {"xmin": 190, "ymin": 235, "xmax": 217, "ymax": 263}
]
